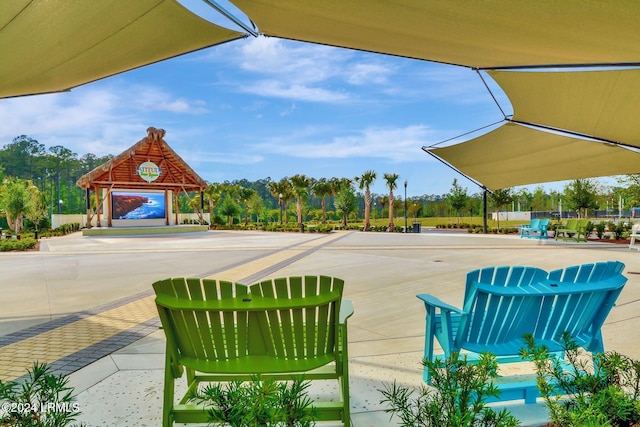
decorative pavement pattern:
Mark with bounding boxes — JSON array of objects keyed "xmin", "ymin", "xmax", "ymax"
[{"xmin": 0, "ymin": 232, "xmax": 349, "ymax": 382}]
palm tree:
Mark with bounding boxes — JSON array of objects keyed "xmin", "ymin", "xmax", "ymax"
[
  {"xmin": 333, "ymin": 181, "xmax": 357, "ymax": 227},
  {"xmin": 312, "ymin": 179, "xmax": 333, "ymax": 224},
  {"xmin": 383, "ymin": 173, "xmax": 399, "ymax": 231},
  {"xmin": 356, "ymin": 170, "xmax": 377, "ymax": 231},
  {"xmin": 267, "ymin": 178, "xmax": 293, "ymax": 224},
  {"xmin": 378, "ymin": 195, "xmax": 388, "ymax": 215},
  {"xmin": 237, "ymin": 187, "xmax": 256, "ymax": 226},
  {"xmin": 289, "ymin": 174, "xmax": 312, "ymax": 226}
]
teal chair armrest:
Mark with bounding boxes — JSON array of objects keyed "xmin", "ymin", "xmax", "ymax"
[{"xmin": 417, "ymin": 294, "xmax": 462, "ymax": 314}]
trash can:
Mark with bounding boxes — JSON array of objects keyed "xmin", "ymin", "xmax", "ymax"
[{"xmin": 412, "ymin": 223, "xmax": 421, "ymax": 233}]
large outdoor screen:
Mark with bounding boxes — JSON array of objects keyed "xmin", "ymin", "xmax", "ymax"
[{"xmin": 111, "ymin": 191, "xmax": 166, "ymax": 220}]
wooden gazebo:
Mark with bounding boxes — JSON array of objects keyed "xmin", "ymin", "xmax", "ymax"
[{"xmin": 76, "ymin": 127, "xmax": 207, "ymax": 228}]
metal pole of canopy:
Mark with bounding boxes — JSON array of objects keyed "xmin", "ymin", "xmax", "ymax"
[
  {"xmin": 202, "ymin": 0, "xmax": 259, "ymax": 37},
  {"xmin": 483, "ymin": 187, "xmax": 488, "ymax": 234}
]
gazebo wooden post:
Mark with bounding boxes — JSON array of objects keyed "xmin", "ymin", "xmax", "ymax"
[
  {"xmin": 164, "ymin": 190, "xmax": 170, "ymax": 226},
  {"xmin": 174, "ymin": 190, "xmax": 179, "ymax": 225},
  {"xmin": 107, "ymin": 190, "xmax": 113, "ymax": 227},
  {"xmin": 96, "ymin": 187, "xmax": 102, "ymax": 228},
  {"xmin": 84, "ymin": 187, "xmax": 92, "ymax": 229}
]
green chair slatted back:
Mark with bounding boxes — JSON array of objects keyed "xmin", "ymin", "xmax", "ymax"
[
  {"xmin": 248, "ymin": 275, "xmax": 343, "ymax": 368},
  {"xmin": 154, "ymin": 278, "xmax": 251, "ymax": 373},
  {"xmin": 154, "ymin": 275, "xmax": 351, "ymax": 426}
]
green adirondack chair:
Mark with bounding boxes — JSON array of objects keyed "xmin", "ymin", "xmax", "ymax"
[
  {"xmin": 555, "ymin": 219, "xmax": 589, "ymax": 241},
  {"xmin": 154, "ymin": 275, "xmax": 353, "ymax": 426},
  {"xmin": 417, "ymin": 261, "xmax": 627, "ymax": 403}
]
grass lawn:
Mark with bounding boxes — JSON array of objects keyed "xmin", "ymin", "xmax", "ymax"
[{"xmin": 364, "ymin": 217, "xmax": 525, "ymax": 228}]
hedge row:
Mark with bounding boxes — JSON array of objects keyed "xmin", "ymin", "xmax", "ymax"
[{"xmin": 0, "ymin": 238, "xmax": 37, "ymax": 252}]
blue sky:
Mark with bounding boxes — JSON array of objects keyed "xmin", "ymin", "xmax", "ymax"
[{"xmin": 0, "ymin": 3, "xmax": 528, "ymax": 197}]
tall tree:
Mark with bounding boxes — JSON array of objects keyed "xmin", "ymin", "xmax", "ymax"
[
  {"xmin": 0, "ymin": 135, "xmax": 45, "ymax": 179},
  {"xmin": 617, "ymin": 174, "xmax": 640, "ymax": 208},
  {"xmin": 219, "ymin": 197, "xmax": 240, "ymax": 227},
  {"xmin": 356, "ymin": 170, "xmax": 377, "ymax": 231},
  {"xmin": 383, "ymin": 173, "xmax": 399, "ymax": 231},
  {"xmin": 48, "ymin": 145, "xmax": 76, "ymax": 214},
  {"xmin": 488, "ymin": 188, "xmax": 513, "ymax": 229},
  {"xmin": 203, "ymin": 183, "xmax": 223, "ymax": 227},
  {"xmin": 446, "ymin": 178, "xmax": 469, "ymax": 224},
  {"xmin": 407, "ymin": 200, "xmax": 422, "ymax": 221},
  {"xmin": 0, "ymin": 177, "xmax": 33, "ymax": 233},
  {"xmin": 24, "ymin": 182, "xmax": 47, "ymax": 235},
  {"xmin": 333, "ymin": 181, "xmax": 357, "ymax": 227},
  {"xmin": 564, "ymin": 178, "xmax": 599, "ymax": 218},
  {"xmin": 289, "ymin": 174, "xmax": 312, "ymax": 226},
  {"xmin": 311, "ymin": 179, "xmax": 333, "ymax": 224}
]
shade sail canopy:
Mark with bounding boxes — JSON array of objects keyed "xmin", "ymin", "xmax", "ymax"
[
  {"xmin": 428, "ymin": 123, "xmax": 640, "ymax": 190},
  {"xmin": 233, "ymin": 0, "xmax": 640, "ymax": 69},
  {"xmin": 0, "ymin": 0, "xmax": 245, "ymax": 98},
  {"xmin": 489, "ymin": 69, "xmax": 640, "ymax": 147}
]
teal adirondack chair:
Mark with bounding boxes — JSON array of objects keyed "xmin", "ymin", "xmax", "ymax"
[
  {"xmin": 521, "ymin": 218, "xmax": 550, "ymax": 239},
  {"xmin": 154, "ymin": 275, "xmax": 353, "ymax": 426},
  {"xmin": 519, "ymin": 219, "xmax": 540, "ymax": 238},
  {"xmin": 418, "ymin": 261, "xmax": 627, "ymax": 403}
]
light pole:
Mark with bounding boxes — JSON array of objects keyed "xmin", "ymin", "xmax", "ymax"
[
  {"xmin": 404, "ymin": 180, "xmax": 408, "ymax": 233},
  {"xmin": 58, "ymin": 199, "xmax": 63, "ymax": 215},
  {"xmin": 278, "ymin": 193, "xmax": 283, "ymax": 225}
]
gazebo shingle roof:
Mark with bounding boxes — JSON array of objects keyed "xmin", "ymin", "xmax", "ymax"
[{"xmin": 76, "ymin": 127, "xmax": 207, "ymax": 191}]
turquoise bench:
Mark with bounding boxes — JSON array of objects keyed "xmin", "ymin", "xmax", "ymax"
[
  {"xmin": 417, "ymin": 261, "xmax": 627, "ymax": 404},
  {"xmin": 520, "ymin": 218, "xmax": 550, "ymax": 239}
]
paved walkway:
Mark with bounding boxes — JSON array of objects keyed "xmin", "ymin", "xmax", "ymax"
[{"xmin": 1, "ymin": 229, "xmax": 639, "ymax": 426}]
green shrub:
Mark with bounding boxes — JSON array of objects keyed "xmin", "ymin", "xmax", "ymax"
[
  {"xmin": 188, "ymin": 376, "xmax": 317, "ymax": 426},
  {"xmin": 594, "ymin": 222, "xmax": 606, "ymax": 239},
  {"xmin": 0, "ymin": 237, "xmax": 37, "ymax": 251},
  {"xmin": 379, "ymin": 352, "xmax": 520, "ymax": 427},
  {"xmin": 521, "ymin": 332, "xmax": 640, "ymax": 427},
  {"xmin": 0, "ymin": 362, "xmax": 84, "ymax": 426}
]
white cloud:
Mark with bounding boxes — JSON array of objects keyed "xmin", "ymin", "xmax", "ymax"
[
  {"xmin": 0, "ymin": 83, "xmax": 211, "ymax": 155},
  {"xmin": 240, "ymin": 80, "xmax": 349, "ymax": 102},
  {"xmin": 346, "ymin": 62, "xmax": 393, "ymax": 85},
  {"xmin": 182, "ymin": 151, "xmax": 263, "ymax": 165},
  {"xmin": 254, "ymin": 125, "xmax": 436, "ymax": 162}
]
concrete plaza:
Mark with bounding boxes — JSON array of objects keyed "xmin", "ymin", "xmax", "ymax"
[{"xmin": 1, "ymin": 229, "xmax": 639, "ymax": 426}]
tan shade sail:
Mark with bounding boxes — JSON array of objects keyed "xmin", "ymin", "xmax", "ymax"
[
  {"xmin": 0, "ymin": 0, "xmax": 245, "ymax": 98},
  {"xmin": 489, "ymin": 69, "xmax": 640, "ymax": 147},
  {"xmin": 428, "ymin": 123, "xmax": 640, "ymax": 190},
  {"xmin": 233, "ymin": 0, "xmax": 640, "ymax": 69}
]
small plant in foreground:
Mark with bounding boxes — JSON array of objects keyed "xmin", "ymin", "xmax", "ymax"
[
  {"xmin": 520, "ymin": 332, "xmax": 640, "ymax": 427},
  {"xmin": 0, "ymin": 362, "xmax": 84, "ymax": 427},
  {"xmin": 188, "ymin": 376, "xmax": 317, "ymax": 427},
  {"xmin": 379, "ymin": 352, "xmax": 520, "ymax": 427}
]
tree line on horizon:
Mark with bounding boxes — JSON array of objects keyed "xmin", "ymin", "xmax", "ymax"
[{"xmin": 2, "ymin": 134, "xmax": 640, "ymax": 233}]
